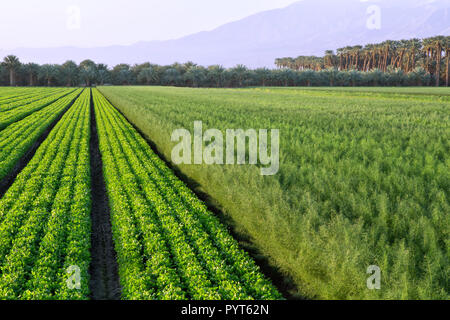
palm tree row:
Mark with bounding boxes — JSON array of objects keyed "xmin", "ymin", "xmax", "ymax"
[
  {"xmin": 1, "ymin": 46, "xmax": 448, "ymax": 88},
  {"xmin": 0, "ymin": 57, "xmax": 247, "ymax": 88},
  {"xmin": 275, "ymin": 36, "xmax": 450, "ymax": 86}
]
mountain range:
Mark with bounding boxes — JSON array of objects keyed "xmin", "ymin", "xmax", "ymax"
[{"xmin": 2, "ymin": 0, "xmax": 449, "ymax": 68}]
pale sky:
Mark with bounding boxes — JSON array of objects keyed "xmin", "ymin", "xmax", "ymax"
[{"xmin": 0, "ymin": 0, "xmax": 299, "ymax": 50}]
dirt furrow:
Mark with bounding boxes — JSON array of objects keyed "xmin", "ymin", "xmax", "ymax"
[{"xmin": 88, "ymin": 88, "xmax": 122, "ymax": 300}]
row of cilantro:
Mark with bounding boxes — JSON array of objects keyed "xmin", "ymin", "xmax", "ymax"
[
  {"xmin": 0, "ymin": 88, "xmax": 74, "ymax": 130},
  {"xmin": 0, "ymin": 89, "xmax": 91, "ymax": 300},
  {"xmin": 0, "ymin": 89, "xmax": 57, "ymax": 107},
  {"xmin": 0, "ymin": 88, "xmax": 65, "ymax": 112},
  {"xmin": 0, "ymin": 89, "xmax": 83, "ymax": 181},
  {"xmin": 93, "ymin": 88, "xmax": 281, "ymax": 300},
  {"xmin": 0, "ymin": 88, "xmax": 49, "ymax": 103},
  {"xmin": 0, "ymin": 88, "xmax": 64, "ymax": 110},
  {"xmin": 0, "ymin": 88, "xmax": 28, "ymax": 100}
]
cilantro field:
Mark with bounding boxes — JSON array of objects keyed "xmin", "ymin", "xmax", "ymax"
[{"xmin": 0, "ymin": 86, "xmax": 448, "ymax": 300}]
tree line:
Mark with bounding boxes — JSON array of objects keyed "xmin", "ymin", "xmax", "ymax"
[
  {"xmin": 1, "ymin": 35, "xmax": 449, "ymax": 88},
  {"xmin": 276, "ymin": 36, "xmax": 450, "ymax": 87}
]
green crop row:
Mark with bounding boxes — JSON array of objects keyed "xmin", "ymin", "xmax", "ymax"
[
  {"xmin": 0, "ymin": 88, "xmax": 67, "ymax": 114},
  {"xmin": 0, "ymin": 87, "xmax": 64, "ymax": 106},
  {"xmin": 92, "ymin": 88, "xmax": 281, "ymax": 300},
  {"xmin": 0, "ymin": 89, "xmax": 82, "ymax": 181},
  {"xmin": 0, "ymin": 88, "xmax": 49, "ymax": 103},
  {"xmin": 0, "ymin": 88, "xmax": 74, "ymax": 130},
  {"xmin": 0, "ymin": 88, "xmax": 61, "ymax": 107},
  {"xmin": 0, "ymin": 89, "xmax": 92, "ymax": 300}
]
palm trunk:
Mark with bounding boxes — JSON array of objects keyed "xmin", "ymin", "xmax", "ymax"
[
  {"xmin": 406, "ymin": 52, "xmax": 412, "ymax": 73},
  {"xmin": 9, "ymin": 70, "xmax": 15, "ymax": 86},
  {"xmin": 371, "ymin": 52, "xmax": 375, "ymax": 70},
  {"xmin": 383, "ymin": 47, "xmax": 389, "ymax": 72},
  {"xmin": 436, "ymin": 44, "xmax": 442, "ymax": 87},
  {"xmin": 446, "ymin": 50, "xmax": 449, "ymax": 87},
  {"xmin": 398, "ymin": 50, "xmax": 405, "ymax": 69},
  {"xmin": 377, "ymin": 51, "xmax": 382, "ymax": 69},
  {"xmin": 29, "ymin": 74, "xmax": 33, "ymax": 86},
  {"xmin": 427, "ymin": 48, "xmax": 432, "ymax": 75}
]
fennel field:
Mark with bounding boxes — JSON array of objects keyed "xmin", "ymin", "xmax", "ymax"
[{"xmin": 99, "ymin": 86, "xmax": 450, "ymax": 300}]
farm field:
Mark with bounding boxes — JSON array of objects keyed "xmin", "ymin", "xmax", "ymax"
[
  {"xmin": 98, "ymin": 86, "xmax": 449, "ymax": 300},
  {"xmin": 92, "ymin": 89, "xmax": 280, "ymax": 299},
  {"xmin": 0, "ymin": 88, "xmax": 74, "ymax": 129},
  {"xmin": 0, "ymin": 87, "xmax": 280, "ymax": 300},
  {"xmin": 0, "ymin": 88, "xmax": 81, "ymax": 182},
  {"xmin": 0, "ymin": 89, "xmax": 91, "ymax": 299}
]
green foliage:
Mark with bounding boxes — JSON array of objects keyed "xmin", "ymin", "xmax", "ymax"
[
  {"xmin": 0, "ymin": 89, "xmax": 92, "ymax": 299},
  {"xmin": 99, "ymin": 85, "xmax": 450, "ymax": 300},
  {"xmin": 92, "ymin": 88, "xmax": 281, "ymax": 300},
  {"xmin": 0, "ymin": 88, "xmax": 60, "ymax": 108},
  {"xmin": 0, "ymin": 88, "xmax": 82, "ymax": 181},
  {"xmin": 0, "ymin": 88, "xmax": 74, "ymax": 130}
]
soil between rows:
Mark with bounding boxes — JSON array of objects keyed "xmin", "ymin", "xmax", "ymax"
[{"xmin": 88, "ymin": 88, "xmax": 122, "ymax": 300}]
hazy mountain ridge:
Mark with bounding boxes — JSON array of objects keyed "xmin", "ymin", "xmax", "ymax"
[{"xmin": 2, "ymin": 0, "xmax": 449, "ymax": 68}]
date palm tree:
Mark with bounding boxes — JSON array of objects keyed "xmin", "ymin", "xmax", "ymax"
[
  {"xmin": 422, "ymin": 37, "xmax": 435, "ymax": 76},
  {"xmin": 61, "ymin": 60, "xmax": 79, "ymax": 86},
  {"xmin": 162, "ymin": 68, "xmax": 180, "ymax": 86},
  {"xmin": 255, "ymin": 68, "xmax": 271, "ymax": 86},
  {"xmin": 97, "ymin": 63, "xmax": 110, "ymax": 86},
  {"xmin": 394, "ymin": 41, "xmax": 408, "ymax": 70},
  {"xmin": 362, "ymin": 45, "xmax": 373, "ymax": 71},
  {"xmin": 380, "ymin": 41, "xmax": 393, "ymax": 72},
  {"xmin": 336, "ymin": 48, "xmax": 345, "ymax": 70},
  {"xmin": 138, "ymin": 67, "xmax": 158, "ymax": 85},
  {"xmin": 231, "ymin": 64, "xmax": 248, "ymax": 87},
  {"xmin": 184, "ymin": 66, "xmax": 206, "ymax": 87},
  {"xmin": 445, "ymin": 37, "xmax": 450, "ymax": 87},
  {"xmin": 350, "ymin": 46, "xmax": 363, "ymax": 70},
  {"xmin": 39, "ymin": 64, "xmax": 58, "ymax": 86},
  {"xmin": 405, "ymin": 39, "xmax": 421, "ymax": 72},
  {"xmin": 432, "ymin": 36, "xmax": 445, "ymax": 86},
  {"xmin": 80, "ymin": 59, "xmax": 98, "ymax": 86},
  {"xmin": 24, "ymin": 63, "xmax": 39, "ymax": 86},
  {"xmin": 324, "ymin": 50, "xmax": 336, "ymax": 69},
  {"xmin": 2, "ymin": 55, "xmax": 21, "ymax": 86},
  {"xmin": 207, "ymin": 65, "xmax": 225, "ymax": 87}
]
